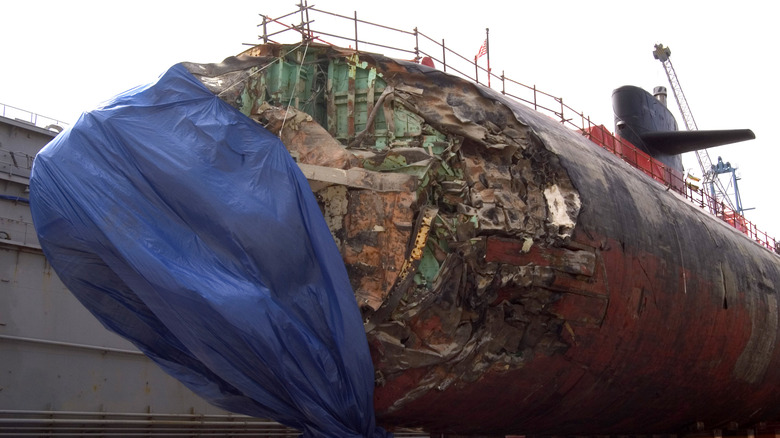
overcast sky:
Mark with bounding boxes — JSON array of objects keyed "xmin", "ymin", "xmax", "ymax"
[{"xmin": 2, "ymin": 0, "xmax": 777, "ymax": 239}]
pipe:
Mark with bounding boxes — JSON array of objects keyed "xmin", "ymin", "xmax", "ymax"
[
  {"xmin": 0, "ymin": 334, "xmax": 143, "ymax": 356},
  {"xmin": 0, "ymin": 195, "xmax": 29, "ymax": 204}
]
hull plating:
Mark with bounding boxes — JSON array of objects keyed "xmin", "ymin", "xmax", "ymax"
[{"xmin": 217, "ymin": 44, "xmax": 780, "ymax": 435}]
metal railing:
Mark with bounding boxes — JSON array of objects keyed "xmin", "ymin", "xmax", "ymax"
[
  {"xmin": 257, "ymin": 3, "xmax": 594, "ymax": 131},
  {"xmin": 0, "ymin": 102, "xmax": 67, "ymax": 132},
  {"xmin": 586, "ymin": 125, "xmax": 778, "ymax": 252},
  {"xmin": 256, "ymin": 2, "xmax": 778, "ymax": 254}
]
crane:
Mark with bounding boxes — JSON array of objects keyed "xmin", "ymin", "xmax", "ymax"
[{"xmin": 652, "ymin": 43, "xmax": 737, "ymax": 213}]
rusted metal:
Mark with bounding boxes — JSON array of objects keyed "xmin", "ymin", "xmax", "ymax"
[
  {"xmin": 347, "ymin": 60, "xmax": 356, "ymax": 140},
  {"xmin": 280, "ymin": 0, "xmax": 775, "ymax": 248},
  {"xmin": 186, "ymin": 42, "xmax": 780, "ymax": 436},
  {"xmin": 351, "ymin": 86, "xmax": 393, "ymax": 148}
]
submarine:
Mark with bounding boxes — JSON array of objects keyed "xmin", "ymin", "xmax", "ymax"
[
  {"xmin": 612, "ymin": 84, "xmax": 755, "ymax": 172},
  {"xmin": 28, "ymin": 35, "xmax": 780, "ymax": 438}
]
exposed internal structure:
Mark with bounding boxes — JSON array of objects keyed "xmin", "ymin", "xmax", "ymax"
[{"xmin": 187, "ymin": 43, "xmax": 592, "ymax": 415}]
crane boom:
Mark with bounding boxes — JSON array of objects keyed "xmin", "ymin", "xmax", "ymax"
[
  {"xmin": 652, "ymin": 45, "xmax": 698, "ymax": 131},
  {"xmin": 652, "ymin": 43, "xmax": 736, "ymax": 212}
]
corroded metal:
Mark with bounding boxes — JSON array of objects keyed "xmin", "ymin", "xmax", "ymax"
[{"xmin": 185, "ymin": 43, "xmax": 780, "ymax": 436}]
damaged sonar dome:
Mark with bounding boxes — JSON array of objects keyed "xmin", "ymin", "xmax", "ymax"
[
  {"xmin": 200, "ymin": 44, "xmax": 780, "ymax": 435},
  {"xmin": 32, "ymin": 41, "xmax": 780, "ymax": 437}
]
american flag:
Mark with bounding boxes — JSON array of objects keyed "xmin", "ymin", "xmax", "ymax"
[{"xmin": 475, "ymin": 39, "xmax": 487, "ymax": 59}]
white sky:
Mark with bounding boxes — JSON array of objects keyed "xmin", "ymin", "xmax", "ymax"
[{"xmin": 2, "ymin": 0, "xmax": 778, "ymax": 239}]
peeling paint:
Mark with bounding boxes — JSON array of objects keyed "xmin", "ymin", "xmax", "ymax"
[
  {"xmin": 187, "ymin": 47, "xmax": 586, "ymax": 414},
  {"xmin": 182, "ymin": 44, "xmax": 780, "ymax": 436},
  {"xmin": 543, "ymin": 184, "xmax": 580, "ymax": 238},
  {"xmin": 734, "ymin": 293, "xmax": 778, "ymax": 383}
]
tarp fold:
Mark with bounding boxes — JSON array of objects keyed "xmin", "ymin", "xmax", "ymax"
[{"xmin": 30, "ymin": 63, "xmax": 387, "ymax": 438}]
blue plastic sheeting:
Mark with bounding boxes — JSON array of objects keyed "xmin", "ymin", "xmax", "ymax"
[{"xmin": 30, "ymin": 64, "xmax": 389, "ymax": 438}]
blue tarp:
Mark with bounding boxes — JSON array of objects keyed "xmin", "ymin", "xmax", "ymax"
[{"xmin": 30, "ymin": 63, "xmax": 388, "ymax": 438}]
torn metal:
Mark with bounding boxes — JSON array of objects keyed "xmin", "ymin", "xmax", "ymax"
[
  {"xmin": 187, "ymin": 42, "xmax": 584, "ymax": 417},
  {"xmin": 184, "ymin": 42, "xmax": 780, "ymax": 436},
  {"xmin": 184, "ymin": 43, "xmax": 589, "ymax": 424}
]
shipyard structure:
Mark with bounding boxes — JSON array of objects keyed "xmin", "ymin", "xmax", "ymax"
[{"xmin": 0, "ymin": 108, "xmax": 308, "ymax": 436}]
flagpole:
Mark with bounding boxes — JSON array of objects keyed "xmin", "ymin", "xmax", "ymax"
[
  {"xmin": 474, "ymin": 32, "xmax": 489, "ymax": 86},
  {"xmin": 486, "ymin": 28, "xmax": 490, "ymax": 88},
  {"xmin": 474, "ymin": 55, "xmax": 479, "ymax": 84}
]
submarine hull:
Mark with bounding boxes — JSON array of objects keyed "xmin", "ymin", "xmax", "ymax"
[
  {"xmin": 372, "ymin": 123, "xmax": 780, "ymax": 434},
  {"xmin": 230, "ymin": 45, "xmax": 780, "ymax": 435}
]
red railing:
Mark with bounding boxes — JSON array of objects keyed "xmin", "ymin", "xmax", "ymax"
[
  {"xmin": 258, "ymin": 3, "xmax": 779, "ymax": 255},
  {"xmin": 586, "ymin": 125, "xmax": 777, "ymax": 252}
]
